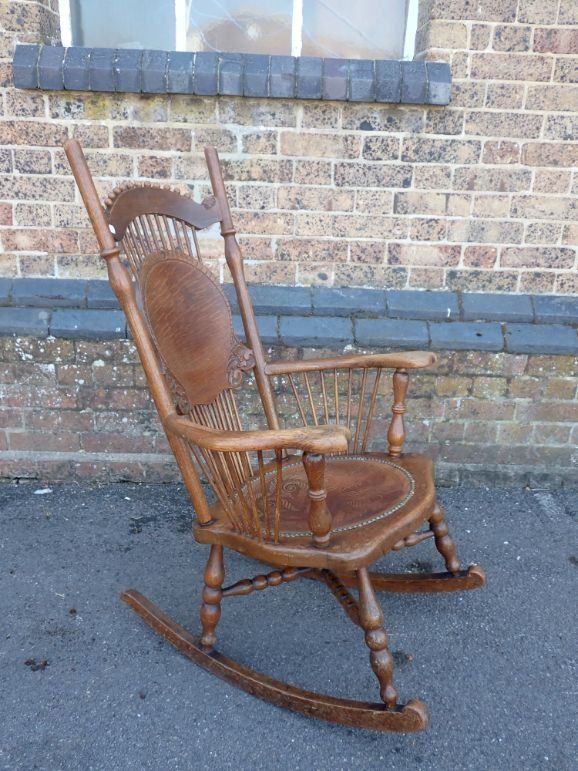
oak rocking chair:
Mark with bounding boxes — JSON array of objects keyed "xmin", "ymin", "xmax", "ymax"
[{"xmin": 65, "ymin": 139, "xmax": 485, "ymax": 733}]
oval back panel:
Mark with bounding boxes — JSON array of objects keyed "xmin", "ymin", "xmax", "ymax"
[{"xmin": 139, "ymin": 250, "xmax": 254, "ymax": 407}]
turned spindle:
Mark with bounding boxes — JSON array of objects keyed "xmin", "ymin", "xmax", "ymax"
[
  {"xmin": 221, "ymin": 567, "xmax": 306, "ymax": 598},
  {"xmin": 387, "ymin": 368, "xmax": 409, "ymax": 458},
  {"xmin": 302, "ymin": 452, "xmax": 332, "ymax": 547}
]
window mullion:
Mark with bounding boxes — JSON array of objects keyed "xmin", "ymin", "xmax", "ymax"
[
  {"xmin": 291, "ymin": 0, "xmax": 303, "ymax": 57},
  {"xmin": 403, "ymin": 0, "xmax": 419, "ymax": 60},
  {"xmin": 58, "ymin": 0, "xmax": 72, "ymax": 47},
  {"xmin": 175, "ymin": 0, "xmax": 187, "ymax": 51}
]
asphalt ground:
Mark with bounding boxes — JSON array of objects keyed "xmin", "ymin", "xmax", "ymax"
[{"xmin": 0, "ymin": 482, "xmax": 576, "ymax": 770}]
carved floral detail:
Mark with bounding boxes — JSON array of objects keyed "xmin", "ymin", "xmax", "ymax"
[
  {"xmin": 227, "ymin": 342, "xmax": 256, "ymax": 388},
  {"xmin": 164, "ymin": 369, "xmax": 190, "ymax": 415}
]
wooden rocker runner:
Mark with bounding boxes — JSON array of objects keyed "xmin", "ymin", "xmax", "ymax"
[{"xmin": 65, "ymin": 139, "xmax": 486, "ymax": 733}]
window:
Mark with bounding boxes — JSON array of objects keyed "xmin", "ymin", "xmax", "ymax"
[{"xmin": 60, "ymin": 0, "xmax": 418, "ymax": 60}]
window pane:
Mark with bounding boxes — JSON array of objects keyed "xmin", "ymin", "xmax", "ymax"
[
  {"xmin": 186, "ymin": 0, "xmax": 292, "ymax": 55},
  {"xmin": 301, "ymin": 0, "xmax": 409, "ymax": 59},
  {"xmin": 70, "ymin": 0, "xmax": 175, "ymax": 50}
]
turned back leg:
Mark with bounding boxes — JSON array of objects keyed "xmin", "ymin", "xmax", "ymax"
[
  {"xmin": 429, "ymin": 502, "xmax": 461, "ymax": 575},
  {"xmin": 357, "ymin": 567, "xmax": 398, "ymax": 709},
  {"xmin": 200, "ymin": 545, "xmax": 224, "ymax": 650}
]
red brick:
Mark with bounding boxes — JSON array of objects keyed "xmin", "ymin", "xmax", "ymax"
[
  {"xmin": 525, "ymin": 84, "xmax": 578, "ymax": 112},
  {"xmin": 533, "ymin": 29, "xmax": 578, "ymax": 54},
  {"xmin": 482, "ymin": 141, "xmax": 520, "ymax": 164},
  {"xmin": 470, "ymin": 52, "xmax": 553, "ymax": 81},
  {"xmin": 9, "ymin": 431, "xmax": 80, "ymax": 452},
  {"xmin": 0, "ymin": 120, "xmax": 67, "ymax": 146},
  {"xmin": 522, "ymin": 143, "xmax": 578, "ymax": 168},
  {"xmin": 1, "ymin": 228, "xmax": 79, "ymax": 253},
  {"xmin": 388, "ymin": 243, "xmax": 461, "ymax": 267},
  {"xmin": 113, "ymin": 126, "xmax": 191, "ymax": 152},
  {"xmin": 0, "ymin": 202, "xmax": 12, "ymax": 225},
  {"xmin": 501, "ymin": 247, "xmax": 575, "ymax": 269}
]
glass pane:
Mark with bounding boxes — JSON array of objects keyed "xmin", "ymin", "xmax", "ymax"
[
  {"xmin": 70, "ymin": 0, "xmax": 175, "ymax": 50},
  {"xmin": 186, "ymin": 0, "xmax": 292, "ymax": 55},
  {"xmin": 301, "ymin": 0, "xmax": 409, "ymax": 59}
]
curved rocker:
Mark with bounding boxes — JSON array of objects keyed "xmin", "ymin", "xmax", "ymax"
[
  {"xmin": 121, "ymin": 589, "xmax": 428, "ymax": 733},
  {"xmin": 335, "ymin": 564, "xmax": 487, "ymax": 594}
]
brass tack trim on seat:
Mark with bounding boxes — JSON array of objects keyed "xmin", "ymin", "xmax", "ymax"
[{"xmin": 245, "ymin": 455, "xmax": 416, "ymax": 539}]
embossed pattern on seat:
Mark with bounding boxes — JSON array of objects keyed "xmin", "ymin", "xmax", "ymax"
[{"xmin": 238, "ymin": 454, "xmax": 416, "ymax": 538}]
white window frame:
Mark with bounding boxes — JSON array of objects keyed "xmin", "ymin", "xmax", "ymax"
[{"xmin": 59, "ymin": 0, "xmax": 417, "ymax": 60}]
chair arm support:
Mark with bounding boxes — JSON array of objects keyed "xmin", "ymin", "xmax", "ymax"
[
  {"xmin": 165, "ymin": 414, "xmax": 351, "ymax": 454},
  {"xmin": 265, "ymin": 351, "xmax": 436, "ymax": 376}
]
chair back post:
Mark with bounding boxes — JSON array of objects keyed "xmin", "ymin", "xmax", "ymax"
[
  {"xmin": 64, "ymin": 139, "xmax": 212, "ymax": 524},
  {"xmin": 204, "ymin": 146, "xmax": 280, "ymax": 431}
]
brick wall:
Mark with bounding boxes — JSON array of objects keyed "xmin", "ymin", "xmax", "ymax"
[
  {"xmin": 0, "ymin": 0, "xmax": 576, "ymax": 293},
  {"xmin": 1, "ymin": 334, "xmax": 576, "ymax": 487},
  {"xmin": 0, "ymin": 280, "xmax": 576, "ymax": 487},
  {"xmin": 0, "ymin": 0, "xmax": 576, "ymax": 487}
]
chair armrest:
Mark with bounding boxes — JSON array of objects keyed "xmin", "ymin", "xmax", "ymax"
[
  {"xmin": 165, "ymin": 413, "xmax": 351, "ymax": 454},
  {"xmin": 265, "ymin": 351, "xmax": 436, "ymax": 376}
]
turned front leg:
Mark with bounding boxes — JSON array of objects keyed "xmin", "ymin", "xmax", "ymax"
[
  {"xmin": 357, "ymin": 567, "xmax": 398, "ymax": 709},
  {"xmin": 200, "ymin": 545, "xmax": 224, "ymax": 650},
  {"xmin": 429, "ymin": 502, "xmax": 461, "ymax": 575},
  {"xmin": 302, "ymin": 452, "xmax": 332, "ymax": 547}
]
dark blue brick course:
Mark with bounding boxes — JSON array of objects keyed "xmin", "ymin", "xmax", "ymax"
[
  {"xmin": 0, "ymin": 308, "xmax": 49, "ymax": 337},
  {"xmin": 349, "ymin": 60, "xmax": 375, "ymax": 102},
  {"xmin": 313, "ymin": 287, "xmax": 385, "ymax": 317},
  {"xmin": 269, "ymin": 56, "xmax": 295, "ymax": 98},
  {"xmin": 86, "ymin": 281, "xmax": 120, "ymax": 309},
  {"xmin": 387, "ymin": 290, "xmax": 458, "ymax": 321},
  {"xmin": 249, "ymin": 285, "xmax": 311, "ymax": 315},
  {"xmin": 1, "ymin": 278, "xmax": 576, "ymax": 355},
  {"xmin": 401, "ymin": 61, "xmax": 428, "ymax": 104},
  {"xmin": 426, "ymin": 62, "xmax": 452, "ymax": 105},
  {"xmin": 280, "ymin": 316, "xmax": 352, "ymax": 346},
  {"xmin": 505, "ymin": 323, "xmax": 578, "ymax": 354},
  {"xmin": 462, "ymin": 293, "xmax": 533, "ymax": 323},
  {"xmin": 11, "ymin": 279, "xmax": 85, "ymax": 308},
  {"xmin": 375, "ymin": 60, "xmax": 401, "ymax": 103},
  {"xmin": 430, "ymin": 322, "xmax": 503, "ymax": 351},
  {"xmin": 89, "ymin": 48, "xmax": 115, "ymax": 92},
  {"xmin": 114, "ymin": 49, "xmax": 142, "ymax": 93},
  {"xmin": 355, "ymin": 319, "xmax": 429, "ymax": 348},
  {"xmin": 37, "ymin": 45, "xmax": 65, "ymax": 90},
  {"xmin": 0, "ymin": 279, "xmax": 12, "ymax": 305},
  {"xmin": 234, "ymin": 314, "xmax": 278, "ymax": 345},
  {"xmin": 218, "ymin": 53, "xmax": 243, "ymax": 96},
  {"xmin": 322, "ymin": 58, "xmax": 348, "ymax": 101},
  {"xmin": 532, "ymin": 296, "xmax": 578, "ymax": 326},
  {"xmin": 296, "ymin": 57, "xmax": 323, "ymax": 100},
  {"xmin": 193, "ymin": 52, "xmax": 218, "ymax": 96},
  {"xmin": 14, "ymin": 45, "xmax": 451, "ymax": 106},
  {"xmin": 166, "ymin": 51, "xmax": 194, "ymax": 94},
  {"xmin": 12, "ymin": 44, "xmax": 40, "ymax": 89},
  {"xmin": 243, "ymin": 54, "xmax": 269, "ymax": 98},
  {"xmin": 50, "ymin": 310, "xmax": 126, "ymax": 340},
  {"xmin": 63, "ymin": 47, "xmax": 90, "ymax": 90},
  {"xmin": 141, "ymin": 50, "xmax": 168, "ymax": 93}
]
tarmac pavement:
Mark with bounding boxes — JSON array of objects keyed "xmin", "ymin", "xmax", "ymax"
[{"xmin": 0, "ymin": 481, "xmax": 576, "ymax": 770}]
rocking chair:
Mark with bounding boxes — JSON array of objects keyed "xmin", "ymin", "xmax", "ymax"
[{"xmin": 65, "ymin": 139, "xmax": 485, "ymax": 733}]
